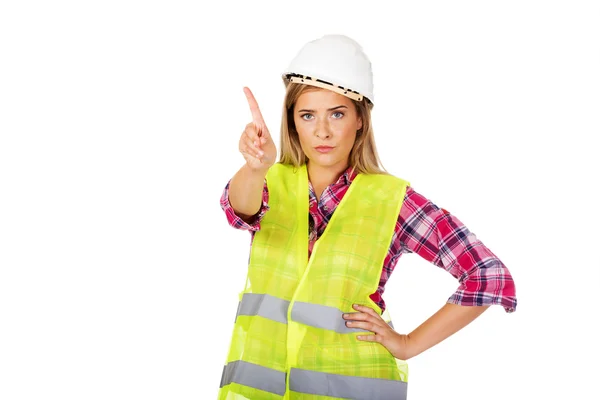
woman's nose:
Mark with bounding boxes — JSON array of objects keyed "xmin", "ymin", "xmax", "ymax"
[{"xmin": 314, "ymin": 119, "xmax": 331, "ymax": 139}]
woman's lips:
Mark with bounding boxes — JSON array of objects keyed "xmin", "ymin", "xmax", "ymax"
[{"xmin": 315, "ymin": 146, "xmax": 334, "ymax": 153}]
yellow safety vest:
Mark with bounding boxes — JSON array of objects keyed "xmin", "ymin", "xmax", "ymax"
[{"xmin": 219, "ymin": 163, "xmax": 410, "ymax": 400}]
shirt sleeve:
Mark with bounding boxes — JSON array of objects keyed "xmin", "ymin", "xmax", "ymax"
[
  {"xmin": 398, "ymin": 186, "xmax": 517, "ymax": 313},
  {"xmin": 219, "ymin": 179, "xmax": 270, "ymax": 232}
]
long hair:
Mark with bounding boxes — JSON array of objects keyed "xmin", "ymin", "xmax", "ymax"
[{"xmin": 279, "ymin": 83, "xmax": 387, "ymax": 175}]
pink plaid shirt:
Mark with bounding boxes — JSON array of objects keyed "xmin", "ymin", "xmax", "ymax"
[{"xmin": 220, "ymin": 166, "xmax": 517, "ymax": 313}]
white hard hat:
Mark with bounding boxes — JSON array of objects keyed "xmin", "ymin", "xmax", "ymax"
[{"xmin": 282, "ymin": 34, "xmax": 375, "ymax": 105}]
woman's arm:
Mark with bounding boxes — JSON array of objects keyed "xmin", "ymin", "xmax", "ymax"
[
  {"xmin": 404, "ymin": 303, "xmax": 489, "ymax": 359},
  {"xmin": 228, "ymin": 88, "xmax": 277, "ymax": 222},
  {"xmin": 228, "ymin": 164, "xmax": 269, "ymax": 222},
  {"xmin": 226, "ymin": 87, "xmax": 277, "ymax": 223},
  {"xmin": 398, "ymin": 187, "xmax": 517, "ymax": 312},
  {"xmin": 344, "ymin": 186, "xmax": 516, "ymax": 359},
  {"xmin": 220, "ymin": 172, "xmax": 270, "ymax": 231},
  {"xmin": 344, "ymin": 303, "xmax": 489, "ymax": 361}
]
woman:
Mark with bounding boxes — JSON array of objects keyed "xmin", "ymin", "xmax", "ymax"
[{"xmin": 218, "ymin": 34, "xmax": 516, "ymax": 400}]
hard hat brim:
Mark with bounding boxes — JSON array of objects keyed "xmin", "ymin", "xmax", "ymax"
[{"xmin": 283, "ymin": 73, "xmax": 366, "ymax": 103}]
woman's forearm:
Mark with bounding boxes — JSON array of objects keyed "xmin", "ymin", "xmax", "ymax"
[
  {"xmin": 228, "ymin": 164, "xmax": 268, "ymax": 221},
  {"xmin": 405, "ymin": 303, "xmax": 490, "ymax": 359}
]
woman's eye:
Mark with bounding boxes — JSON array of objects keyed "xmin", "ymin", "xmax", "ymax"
[
  {"xmin": 301, "ymin": 114, "xmax": 313, "ymax": 121},
  {"xmin": 332, "ymin": 111, "xmax": 344, "ymax": 119}
]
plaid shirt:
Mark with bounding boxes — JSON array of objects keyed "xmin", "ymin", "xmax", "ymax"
[{"xmin": 220, "ymin": 167, "xmax": 517, "ymax": 313}]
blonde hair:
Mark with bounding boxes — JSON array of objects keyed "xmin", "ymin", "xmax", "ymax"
[{"xmin": 279, "ymin": 83, "xmax": 387, "ymax": 175}]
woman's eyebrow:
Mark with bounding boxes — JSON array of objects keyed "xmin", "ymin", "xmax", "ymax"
[{"xmin": 297, "ymin": 105, "xmax": 348, "ymax": 113}]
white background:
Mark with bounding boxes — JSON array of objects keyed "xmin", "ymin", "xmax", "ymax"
[{"xmin": 1, "ymin": 1, "xmax": 598, "ymax": 399}]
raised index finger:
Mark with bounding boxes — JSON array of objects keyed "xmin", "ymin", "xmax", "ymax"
[{"xmin": 243, "ymin": 87, "xmax": 266, "ymax": 127}]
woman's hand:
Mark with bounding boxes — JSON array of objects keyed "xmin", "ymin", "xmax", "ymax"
[
  {"xmin": 343, "ymin": 304, "xmax": 414, "ymax": 360},
  {"xmin": 239, "ymin": 87, "xmax": 277, "ymax": 172}
]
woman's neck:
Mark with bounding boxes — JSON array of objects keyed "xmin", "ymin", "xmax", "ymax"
[{"xmin": 307, "ymin": 161, "xmax": 349, "ymax": 201}]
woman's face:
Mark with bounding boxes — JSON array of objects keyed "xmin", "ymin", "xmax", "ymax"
[{"xmin": 293, "ymin": 88, "xmax": 362, "ymax": 171}]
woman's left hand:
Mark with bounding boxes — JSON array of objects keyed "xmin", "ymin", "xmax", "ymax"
[{"xmin": 343, "ymin": 304, "xmax": 413, "ymax": 360}]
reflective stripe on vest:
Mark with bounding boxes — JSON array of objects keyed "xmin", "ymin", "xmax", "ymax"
[
  {"xmin": 236, "ymin": 292, "xmax": 395, "ymax": 333},
  {"xmin": 290, "ymin": 367, "xmax": 407, "ymax": 400},
  {"xmin": 220, "ymin": 360, "xmax": 286, "ymax": 396},
  {"xmin": 236, "ymin": 292, "xmax": 289, "ymax": 324},
  {"xmin": 219, "ymin": 360, "xmax": 407, "ymax": 400}
]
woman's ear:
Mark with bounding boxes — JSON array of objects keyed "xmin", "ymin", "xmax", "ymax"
[{"xmin": 357, "ymin": 117, "xmax": 363, "ymax": 131}]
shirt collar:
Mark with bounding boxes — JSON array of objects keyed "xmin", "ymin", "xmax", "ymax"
[{"xmin": 341, "ymin": 166, "xmax": 358, "ymax": 186}]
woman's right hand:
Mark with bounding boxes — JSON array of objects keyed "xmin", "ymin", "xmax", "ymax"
[{"xmin": 239, "ymin": 87, "xmax": 277, "ymax": 172}]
